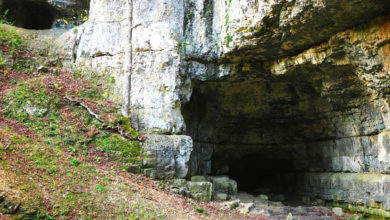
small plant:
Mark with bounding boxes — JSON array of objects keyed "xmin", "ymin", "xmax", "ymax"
[
  {"xmin": 0, "ymin": 26, "xmax": 23, "ymax": 54},
  {"xmin": 106, "ymin": 75, "xmax": 115, "ymax": 84},
  {"xmin": 69, "ymin": 158, "xmax": 81, "ymax": 166},
  {"xmin": 95, "ymin": 184, "xmax": 105, "ymax": 193},
  {"xmin": 225, "ymin": 33, "xmax": 233, "ymax": 47},
  {"xmin": 224, "ymin": 0, "xmax": 233, "ymax": 47},
  {"xmin": 187, "ymin": 199, "xmax": 207, "ymax": 215},
  {"xmin": 0, "ymin": 57, "xmax": 7, "ymax": 72},
  {"xmin": 0, "ymin": 9, "xmax": 11, "ymax": 25}
]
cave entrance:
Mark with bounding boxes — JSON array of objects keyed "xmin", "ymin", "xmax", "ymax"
[
  {"xmin": 1, "ymin": 0, "xmax": 58, "ymax": 29},
  {"xmin": 183, "ymin": 64, "xmax": 373, "ymax": 203},
  {"xmin": 228, "ymin": 155, "xmax": 296, "ymax": 195}
]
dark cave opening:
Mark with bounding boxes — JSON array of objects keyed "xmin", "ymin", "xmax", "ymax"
[
  {"xmin": 228, "ymin": 155, "xmax": 297, "ymax": 195},
  {"xmin": 183, "ymin": 64, "xmax": 376, "ymax": 203},
  {"xmin": 1, "ymin": 0, "xmax": 58, "ymax": 29}
]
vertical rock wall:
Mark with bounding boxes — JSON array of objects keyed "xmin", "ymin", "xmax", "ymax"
[{"xmin": 130, "ymin": 0, "xmax": 186, "ymax": 134}]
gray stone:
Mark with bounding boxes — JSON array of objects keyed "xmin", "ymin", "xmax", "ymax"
[
  {"xmin": 170, "ymin": 187, "xmax": 188, "ymax": 196},
  {"xmin": 142, "ymin": 135, "xmax": 193, "ymax": 179},
  {"xmin": 126, "ymin": 165, "xmax": 141, "ymax": 174},
  {"xmin": 23, "ymin": 101, "xmax": 48, "ymax": 117},
  {"xmin": 3, "ymin": 201, "xmax": 19, "ymax": 214},
  {"xmin": 191, "ymin": 176, "xmax": 209, "ymax": 182},
  {"xmin": 37, "ymin": 65, "xmax": 49, "ymax": 73},
  {"xmin": 171, "ymin": 179, "xmax": 187, "ymax": 187},
  {"xmin": 300, "ymin": 173, "xmax": 390, "ymax": 210},
  {"xmin": 221, "ymin": 199, "xmax": 240, "ymax": 210},
  {"xmin": 238, "ymin": 202, "xmax": 255, "ymax": 214},
  {"xmin": 211, "ymin": 176, "xmax": 238, "ymax": 196},
  {"xmin": 332, "ymin": 207, "xmax": 344, "ymax": 217},
  {"xmin": 216, "ymin": 193, "xmax": 228, "ymax": 201},
  {"xmin": 186, "ymin": 181, "xmax": 213, "ymax": 202},
  {"xmin": 143, "ymin": 168, "xmax": 156, "ymax": 179}
]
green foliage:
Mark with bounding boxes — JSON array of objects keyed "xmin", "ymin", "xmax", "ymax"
[
  {"xmin": 78, "ymin": 86, "xmax": 100, "ymax": 99},
  {"xmin": 179, "ymin": 40, "xmax": 192, "ymax": 50},
  {"xmin": 333, "ymin": 202, "xmax": 390, "ymax": 218},
  {"xmin": 73, "ymin": 69, "xmax": 83, "ymax": 79},
  {"xmin": 225, "ymin": 33, "xmax": 233, "ymax": 47},
  {"xmin": 11, "ymin": 57, "xmax": 39, "ymax": 73},
  {"xmin": 2, "ymin": 80, "xmax": 59, "ymax": 121},
  {"xmin": 118, "ymin": 116, "xmax": 139, "ymax": 138},
  {"xmin": 69, "ymin": 158, "xmax": 81, "ymax": 166},
  {"xmin": 224, "ymin": 0, "xmax": 233, "ymax": 47},
  {"xmin": 0, "ymin": 26, "xmax": 23, "ymax": 54},
  {"xmin": 187, "ymin": 199, "xmax": 208, "ymax": 215},
  {"xmin": 93, "ymin": 132, "xmax": 142, "ymax": 159},
  {"xmin": 225, "ymin": 14, "xmax": 230, "ymax": 27},
  {"xmin": 0, "ymin": 9, "xmax": 12, "ymax": 25},
  {"xmin": 0, "ymin": 9, "xmax": 24, "ymax": 54},
  {"xmin": 0, "ymin": 56, "xmax": 6, "ymax": 71},
  {"xmin": 108, "ymin": 75, "xmax": 116, "ymax": 84},
  {"xmin": 95, "ymin": 184, "xmax": 105, "ymax": 193},
  {"xmin": 36, "ymin": 212, "xmax": 57, "ymax": 220}
]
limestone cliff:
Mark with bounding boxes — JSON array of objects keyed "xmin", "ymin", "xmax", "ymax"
[{"xmin": 57, "ymin": 0, "xmax": 390, "ymax": 211}]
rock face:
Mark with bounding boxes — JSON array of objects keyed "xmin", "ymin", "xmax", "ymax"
[
  {"xmin": 142, "ymin": 135, "xmax": 193, "ymax": 179},
  {"xmin": 60, "ymin": 0, "xmax": 390, "ymax": 210}
]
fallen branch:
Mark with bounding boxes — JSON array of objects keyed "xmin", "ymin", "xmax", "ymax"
[
  {"xmin": 65, "ymin": 96, "xmax": 145, "ymax": 142},
  {"xmin": 65, "ymin": 96, "xmax": 102, "ymax": 122}
]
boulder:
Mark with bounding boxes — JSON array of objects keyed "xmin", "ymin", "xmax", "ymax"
[
  {"xmin": 221, "ymin": 199, "xmax": 240, "ymax": 210},
  {"xmin": 215, "ymin": 193, "xmax": 228, "ymax": 201},
  {"xmin": 142, "ymin": 135, "xmax": 193, "ymax": 179},
  {"xmin": 332, "ymin": 207, "xmax": 344, "ymax": 217},
  {"xmin": 186, "ymin": 181, "xmax": 213, "ymax": 202},
  {"xmin": 211, "ymin": 176, "xmax": 237, "ymax": 197},
  {"xmin": 238, "ymin": 202, "xmax": 255, "ymax": 214},
  {"xmin": 191, "ymin": 176, "xmax": 210, "ymax": 182},
  {"xmin": 23, "ymin": 101, "xmax": 48, "ymax": 117}
]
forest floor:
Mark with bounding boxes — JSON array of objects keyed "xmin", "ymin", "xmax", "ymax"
[{"xmin": 0, "ymin": 24, "xmax": 263, "ymax": 219}]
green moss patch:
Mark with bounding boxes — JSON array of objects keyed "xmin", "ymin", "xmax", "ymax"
[
  {"xmin": 2, "ymin": 79, "xmax": 60, "ymax": 120},
  {"xmin": 94, "ymin": 132, "xmax": 141, "ymax": 157}
]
